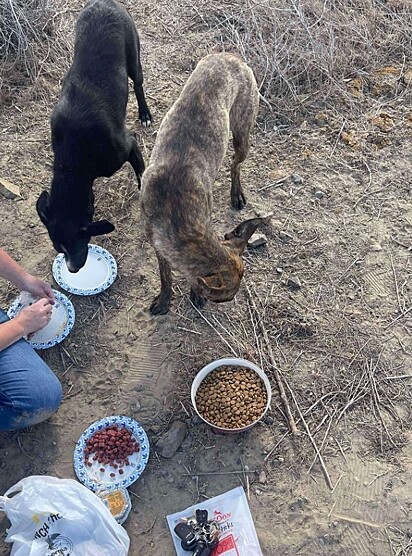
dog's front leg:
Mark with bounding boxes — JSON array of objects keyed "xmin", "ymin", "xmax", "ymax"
[
  {"xmin": 150, "ymin": 250, "xmax": 172, "ymax": 315},
  {"xmin": 189, "ymin": 286, "xmax": 206, "ymax": 310}
]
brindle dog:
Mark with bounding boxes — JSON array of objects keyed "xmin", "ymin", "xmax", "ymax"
[{"xmin": 141, "ymin": 53, "xmax": 266, "ymax": 314}]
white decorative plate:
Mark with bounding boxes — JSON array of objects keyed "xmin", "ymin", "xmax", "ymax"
[
  {"xmin": 74, "ymin": 415, "xmax": 150, "ymax": 492},
  {"xmin": 7, "ymin": 290, "xmax": 75, "ymax": 350},
  {"xmin": 52, "ymin": 244, "xmax": 117, "ymax": 296}
]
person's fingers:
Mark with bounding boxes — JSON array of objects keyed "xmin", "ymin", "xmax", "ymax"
[{"xmin": 44, "ymin": 284, "xmax": 55, "ymax": 304}]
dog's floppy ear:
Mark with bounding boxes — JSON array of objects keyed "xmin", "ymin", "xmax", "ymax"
[
  {"xmin": 197, "ymin": 273, "xmax": 224, "ymax": 291},
  {"xmin": 223, "ymin": 217, "xmax": 266, "ymax": 254},
  {"xmin": 36, "ymin": 191, "xmax": 50, "ymax": 225},
  {"xmin": 81, "ymin": 220, "xmax": 115, "ymax": 237}
]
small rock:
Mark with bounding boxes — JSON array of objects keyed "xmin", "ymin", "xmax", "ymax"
[
  {"xmin": 131, "ymin": 400, "xmax": 141, "ymax": 412},
  {"xmin": 263, "ymin": 415, "xmax": 274, "ymax": 425},
  {"xmin": 255, "ymin": 210, "xmax": 274, "ymax": 221},
  {"xmin": 314, "ymin": 190, "xmax": 325, "ymax": 199},
  {"xmin": 292, "ymin": 174, "xmax": 303, "ymax": 185},
  {"xmin": 287, "ymin": 276, "xmax": 302, "ymax": 290},
  {"xmin": 155, "ymin": 420, "xmax": 187, "ymax": 459},
  {"xmin": 248, "ymin": 233, "xmax": 267, "ymax": 250},
  {"xmin": 259, "ymin": 470, "xmax": 267, "ymax": 484},
  {"xmin": 370, "ymin": 243, "xmax": 382, "ymax": 252},
  {"xmin": 275, "ymin": 268, "xmax": 283, "ymax": 275},
  {"xmin": 0, "ymin": 178, "xmax": 21, "ymax": 200},
  {"xmin": 279, "ymin": 231, "xmax": 293, "ymax": 242}
]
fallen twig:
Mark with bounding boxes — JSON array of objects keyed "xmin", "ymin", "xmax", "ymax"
[
  {"xmin": 329, "ymin": 118, "xmax": 346, "ymax": 158},
  {"xmin": 384, "ymin": 305, "xmax": 412, "ymax": 330},
  {"xmin": 284, "ymin": 377, "xmax": 334, "ymax": 491},
  {"xmin": 245, "ymin": 284, "xmax": 298, "ymax": 435},
  {"xmin": 189, "ymin": 301, "xmax": 238, "ymax": 357},
  {"xmin": 390, "ymin": 253, "xmax": 403, "ymax": 313},
  {"xmin": 17, "ymin": 435, "xmax": 35, "ymax": 460},
  {"xmin": 183, "ymin": 470, "xmax": 256, "ymax": 476},
  {"xmin": 258, "ymin": 176, "xmax": 289, "ymax": 192},
  {"xmin": 354, "ymin": 187, "xmax": 387, "ymax": 209}
]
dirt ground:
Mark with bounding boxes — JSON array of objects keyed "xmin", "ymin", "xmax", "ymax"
[{"xmin": 1, "ymin": 0, "xmax": 412, "ymax": 554}]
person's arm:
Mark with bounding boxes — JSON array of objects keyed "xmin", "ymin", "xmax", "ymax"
[
  {"xmin": 0, "ymin": 248, "xmax": 55, "ymax": 303},
  {"xmin": 0, "ymin": 298, "xmax": 53, "ymax": 351},
  {"xmin": 0, "ymin": 249, "xmax": 54, "ymax": 351},
  {"xmin": 0, "ymin": 318, "xmax": 26, "ymax": 351}
]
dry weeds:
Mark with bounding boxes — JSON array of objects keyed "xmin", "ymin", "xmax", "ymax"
[
  {"xmin": 0, "ymin": 0, "xmax": 73, "ymax": 102},
  {"xmin": 190, "ymin": 0, "xmax": 412, "ymax": 120}
]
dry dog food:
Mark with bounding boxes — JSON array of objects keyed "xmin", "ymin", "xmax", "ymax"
[
  {"xmin": 195, "ymin": 366, "xmax": 267, "ymax": 429},
  {"xmin": 84, "ymin": 425, "xmax": 140, "ymax": 469}
]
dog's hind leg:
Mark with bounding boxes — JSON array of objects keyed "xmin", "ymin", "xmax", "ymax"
[
  {"xmin": 126, "ymin": 28, "xmax": 152, "ymax": 127},
  {"xmin": 128, "ymin": 132, "xmax": 145, "ymax": 188},
  {"xmin": 230, "ymin": 133, "xmax": 249, "ymax": 210},
  {"xmin": 229, "ymin": 83, "xmax": 259, "ymax": 210},
  {"xmin": 150, "ymin": 250, "xmax": 172, "ymax": 315}
]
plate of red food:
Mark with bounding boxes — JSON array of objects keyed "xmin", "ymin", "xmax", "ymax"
[{"xmin": 74, "ymin": 415, "xmax": 149, "ymax": 491}]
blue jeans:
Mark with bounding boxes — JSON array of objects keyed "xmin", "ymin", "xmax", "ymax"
[{"xmin": 0, "ymin": 309, "xmax": 62, "ymax": 431}]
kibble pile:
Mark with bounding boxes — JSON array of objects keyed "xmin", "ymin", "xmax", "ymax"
[
  {"xmin": 195, "ymin": 366, "xmax": 267, "ymax": 429},
  {"xmin": 84, "ymin": 425, "xmax": 140, "ymax": 476}
]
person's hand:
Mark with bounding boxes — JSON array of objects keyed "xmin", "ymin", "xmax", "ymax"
[
  {"xmin": 20, "ymin": 274, "xmax": 55, "ymax": 304},
  {"xmin": 15, "ymin": 299, "xmax": 53, "ymax": 336}
]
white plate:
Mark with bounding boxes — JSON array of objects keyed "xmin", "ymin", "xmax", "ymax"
[
  {"xmin": 52, "ymin": 244, "xmax": 117, "ymax": 296},
  {"xmin": 7, "ymin": 290, "xmax": 75, "ymax": 350},
  {"xmin": 74, "ymin": 415, "xmax": 150, "ymax": 492}
]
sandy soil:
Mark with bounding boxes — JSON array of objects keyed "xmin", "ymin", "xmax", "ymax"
[{"xmin": 0, "ymin": 0, "xmax": 412, "ymax": 554}]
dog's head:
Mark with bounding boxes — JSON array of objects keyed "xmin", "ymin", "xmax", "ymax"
[
  {"xmin": 36, "ymin": 191, "xmax": 115, "ymax": 273},
  {"xmin": 197, "ymin": 217, "xmax": 266, "ymax": 303}
]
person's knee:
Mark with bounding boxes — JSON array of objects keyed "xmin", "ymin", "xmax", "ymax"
[
  {"xmin": 26, "ymin": 371, "xmax": 63, "ymax": 423},
  {"xmin": 1, "ymin": 366, "xmax": 62, "ymax": 431},
  {"xmin": 36, "ymin": 370, "xmax": 63, "ymax": 411}
]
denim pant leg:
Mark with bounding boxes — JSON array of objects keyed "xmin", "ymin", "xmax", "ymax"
[{"xmin": 0, "ymin": 309, "xmax": 63, "ymax": 431}]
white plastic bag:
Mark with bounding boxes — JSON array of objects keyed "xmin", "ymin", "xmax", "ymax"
[
  {"xmin": 0, "ymin": 476, "xmax": 129, "ymax": 555},
  {"xmin": 167, "ymin": 486, "xmax": 262, "ymax": 555}
]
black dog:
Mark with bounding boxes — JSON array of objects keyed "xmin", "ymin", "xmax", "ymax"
[{"xmin": 37, "ymin": 0, "xmax": 151, "ymax": 272}]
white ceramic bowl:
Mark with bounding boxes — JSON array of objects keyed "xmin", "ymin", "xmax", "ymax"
[{"xmin": 191, "ymin": 357, "xmax": 272, "ymax": 434}]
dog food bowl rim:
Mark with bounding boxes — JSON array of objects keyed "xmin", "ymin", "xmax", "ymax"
[{"xmin": 191, "ymin": 357, "xmax": 272, "ymax": 433}]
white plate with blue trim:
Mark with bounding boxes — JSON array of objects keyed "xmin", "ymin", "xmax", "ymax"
[
  {"xmin": 52, "ymin": 244, "xmax": 117, "ymax": 296},
  {"xmin": 7, "ymin": 290, "xmax": 75, "ymax": 350},
  {"xmin": 74, "ymin": 415, "xmax": 150, "ymax": 492}
]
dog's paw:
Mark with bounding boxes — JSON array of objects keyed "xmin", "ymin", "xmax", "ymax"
[
  {"xmin": 139, "ymin": 110, "xmax": 152, "ymax": 127},
  {"xmin": 149, "ymin": 295, "xmax": 170, "ymax": 315},
  {"xmin": 231, "ymin": 191, "xmax": 247, "ymax": 210},
  {"xmin": 190, "ymin": 288, "xmax": 206, "ymax": 310}
]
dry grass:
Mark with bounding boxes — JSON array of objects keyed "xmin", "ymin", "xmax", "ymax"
[
  {"xmin": 1, "ymin": 0, "xmax": 53, "ymax": 75},
  {"xmin": 192, "ymin": 0, "xmax": 412, "ymax": 120},
  {"xmin": 0, "ymin": 0, "xmax": 73, "ymax": 102}
]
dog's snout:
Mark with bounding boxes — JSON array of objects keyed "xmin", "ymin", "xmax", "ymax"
[{"xmin": 66, "ymin": 260, "xmax": 81, "ymax": 273}]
